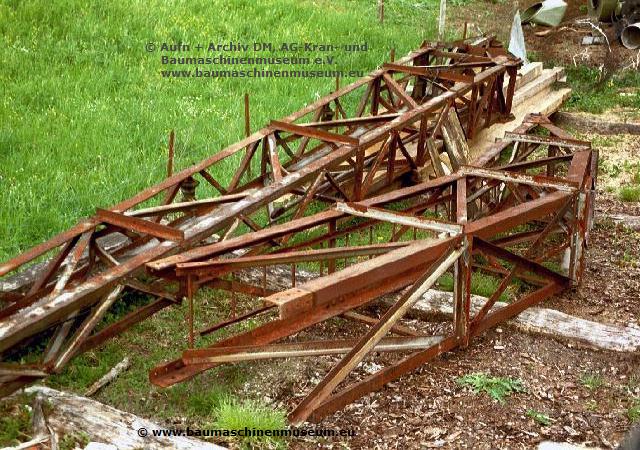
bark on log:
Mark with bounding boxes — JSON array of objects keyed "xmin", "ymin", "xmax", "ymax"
[
  {"xmin": 412, "ymin": 290, "xmax": 640, "ymax": 352},
  {"xmin": 238, "ymin": 267, "xmax": 640, "ymax": 353},
  {"xmin": 24, "ymin": 386, "xmax": 223, "ymax": 450},
  {"xmin": 608, "ymin": 213, "xmax": 640, "ymax": 231},
  {"xmin": 553, "ymin": 111, "xmax": 640, "ymax": 135}
]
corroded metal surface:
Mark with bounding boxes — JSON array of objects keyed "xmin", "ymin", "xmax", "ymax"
[{"xmin": 0, "ymin": 38, "xmax": 596, "ymax": 421}]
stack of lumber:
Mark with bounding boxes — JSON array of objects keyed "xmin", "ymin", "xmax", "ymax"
[{"xmin": 469, "ymin": 62, "xmax": 570, "ymax": 157}]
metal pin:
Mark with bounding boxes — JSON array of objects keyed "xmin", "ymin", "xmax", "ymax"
[
  {"xmin": 187, "ymin": 275, "xmax": 194, "ymax": 348},
  {"xmin": 230, "ymin": 272, "xmax": 236, "ymax": 319},
  {"xmin": 291, "ymin": 264, "xmax": 296, "ymax": 287}
]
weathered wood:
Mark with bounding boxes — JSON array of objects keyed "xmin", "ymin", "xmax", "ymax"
[
  {"xmin": 441, "ymin": 108, "xmax": 469, "ymax": 170},
  {"xmin": 553, "ymin": 111, "xmax": 640, "ymax": 135},
  {"xmin": 0, "ymin": 234, "xmax": 129, "ymax": 294},
  {"xmin": 85, "ymin": 357, "xmax": 130, "ymax": 397},
  {"xmin": 469, "ymin": 88, "xmax": 571, "ymax": 159},
  {"xmin": 502, "ymin": 62, "xmax": 542, "ymax": 94},
  {"xmin": 608, "ymin": 213, "xmax": 640, "ymax": 230},
  {"xmin": 426, "ymin": 138, "xmax": 446, "ymax": 177},
  {"xmin": 2, "ymin": 435, "xmax": 49, "ymax": 450},
  {"xmin": 512, "ymin": 67, "xmax": 564, "ymax": 108},
  {"xmin": 24, "ymin": 386, "xmax": 222, "ymax": 450},
  {"xmin": 31, "ymin": 393, "xmax": 47, "ymax": 438},
  {"xmin": 412, "ymin": 290, "xmax": 640, "ymax": 352},
  {"xmin": 54, "ymin": 286, "xmax": 124, "ymax": 372}
]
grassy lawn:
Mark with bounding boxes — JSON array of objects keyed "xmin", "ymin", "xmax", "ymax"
[
  {"xmin": 0, "ymin": 0, "xmax": 446, "ymax": 262},
  {"xmin": 564, "ymin": 66, "xmax": 640, "ymax": 115},
  {"xmin": 0, "ymin": 1, "xmax": 442, "ymax": 447}
]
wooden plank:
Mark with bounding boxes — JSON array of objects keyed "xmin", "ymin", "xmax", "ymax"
[
  {"xmin": 126, "ymin": 195, "xmax": 247, "ymax": 218},
  {"xmin": 441, "ymin": 108, "xmax": 469, "ymax": 169},
  {"xmin": 335, "ymin": 203, "xmax": 462, "ymax": 235},
  {"xmin": 176, "ymin": 242, "xmax": 410, "ymax": 276},
  {"xmin": 426, "ymin": 138, "xmax": 446, "ymax": 177},
  {"xmin": 53, "ymin": 285, "xmax": 124, "ymax": 372},
  {"xmin": 412, "ymin": 289, "xmax": 640, "ymax": 352},
  {"xmin": 503, "ymin": 132, "xmax": 591, "ymax": 150},
  {"xmin": 267, "ymin": 134, "xmax": 284, "ymax": 181}
]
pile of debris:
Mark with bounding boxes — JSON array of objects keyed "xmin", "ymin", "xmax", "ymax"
[
  {"xmin": 613, "ymin": 0, "xmax": 640, "ymax": 48},
  {"xmin": 520, "ymin": 0, "xmax": 640, "ymax": 49}
]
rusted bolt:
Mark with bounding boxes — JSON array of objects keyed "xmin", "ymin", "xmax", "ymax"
[{"xmin": 180, "ymin": 176, "xmax": 199, "ymax": 202}]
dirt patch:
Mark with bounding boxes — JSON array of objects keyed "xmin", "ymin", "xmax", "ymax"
[
  {"xmin": 298, "ymin": 329, "xmax": 639, "ymax": 449},
  {"xmin": 524, "ymin": 18, "xmax": 640, "ymax": 70},
  {"xmin": 544, "ymin": 193, "xmax": 640, "ymax": 327},
  {"xmin": 202, "ymin": 190, "xmax": 640, "ymax": 449},
  {"xmin": 274, "ymin": 193, "xmax": 638, "ymax": 449}
]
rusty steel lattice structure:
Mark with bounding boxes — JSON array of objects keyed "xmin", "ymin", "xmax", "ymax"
[
  {"xmin": 148, "ymin": 114, "xmax": 597, "ymax": 424},
  {"xmin": 0, "ymin": 37, "xmax": 596, "ymax": 422}
]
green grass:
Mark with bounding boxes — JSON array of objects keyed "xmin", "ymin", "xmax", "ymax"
[
  {"xmin": 45, "ymin": 287, "xmax": 252, "ymax": 418},
  {"xmin": 0, "ymin": 0, "xmax": 441, "ymax": 262},
  {"xmin": 0, "ymin": 394, "xmax": 33, "ymax": 447},
  {"xmin": 59, "ymin": 431, "xmax": 90, "ymax": 450},
  {"xmin": 580, "ymin": 372, "xmax": 605, "ymax": 391},
  {"xmin": 437, "ymin": 271, "xmax": 511, "ymax": 301},
  {"xmin": 212, "ymin": 398, "xmax": 288, "ymax": 449},
  {"xmin": 620, "ymin": 185, "xmax": 640, "ymax": 202},
  {"xmin": 629, "ymin": 398, "xmax": 640, "ymax": 423},
  {"xmin": 564, "ymin": 66, "xmax": 640, "ymax": 115},
  {"xmin": 526, "ymin": 409, "xmax": 551, "ymax": 426},
  {"xmin": 456, "ymin": 372, "xmax": 525, "ymax": 404},
  {"xmin": 41, "ymin": 287, "xmax": 293, "ymax": 448}
]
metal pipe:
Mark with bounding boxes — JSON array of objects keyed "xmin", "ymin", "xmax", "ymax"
[{"xmin": 621, "ymin": 22, "xmax": 640, "ymax": 50}]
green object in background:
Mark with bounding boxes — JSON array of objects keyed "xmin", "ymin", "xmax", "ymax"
[
  {"xmin": 587, "ymin": 0, "xmax": 620, "ymax": 22},
  {"xmin": 521, "ymin": 0, "xmax": 568, "ymax": 27}
]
